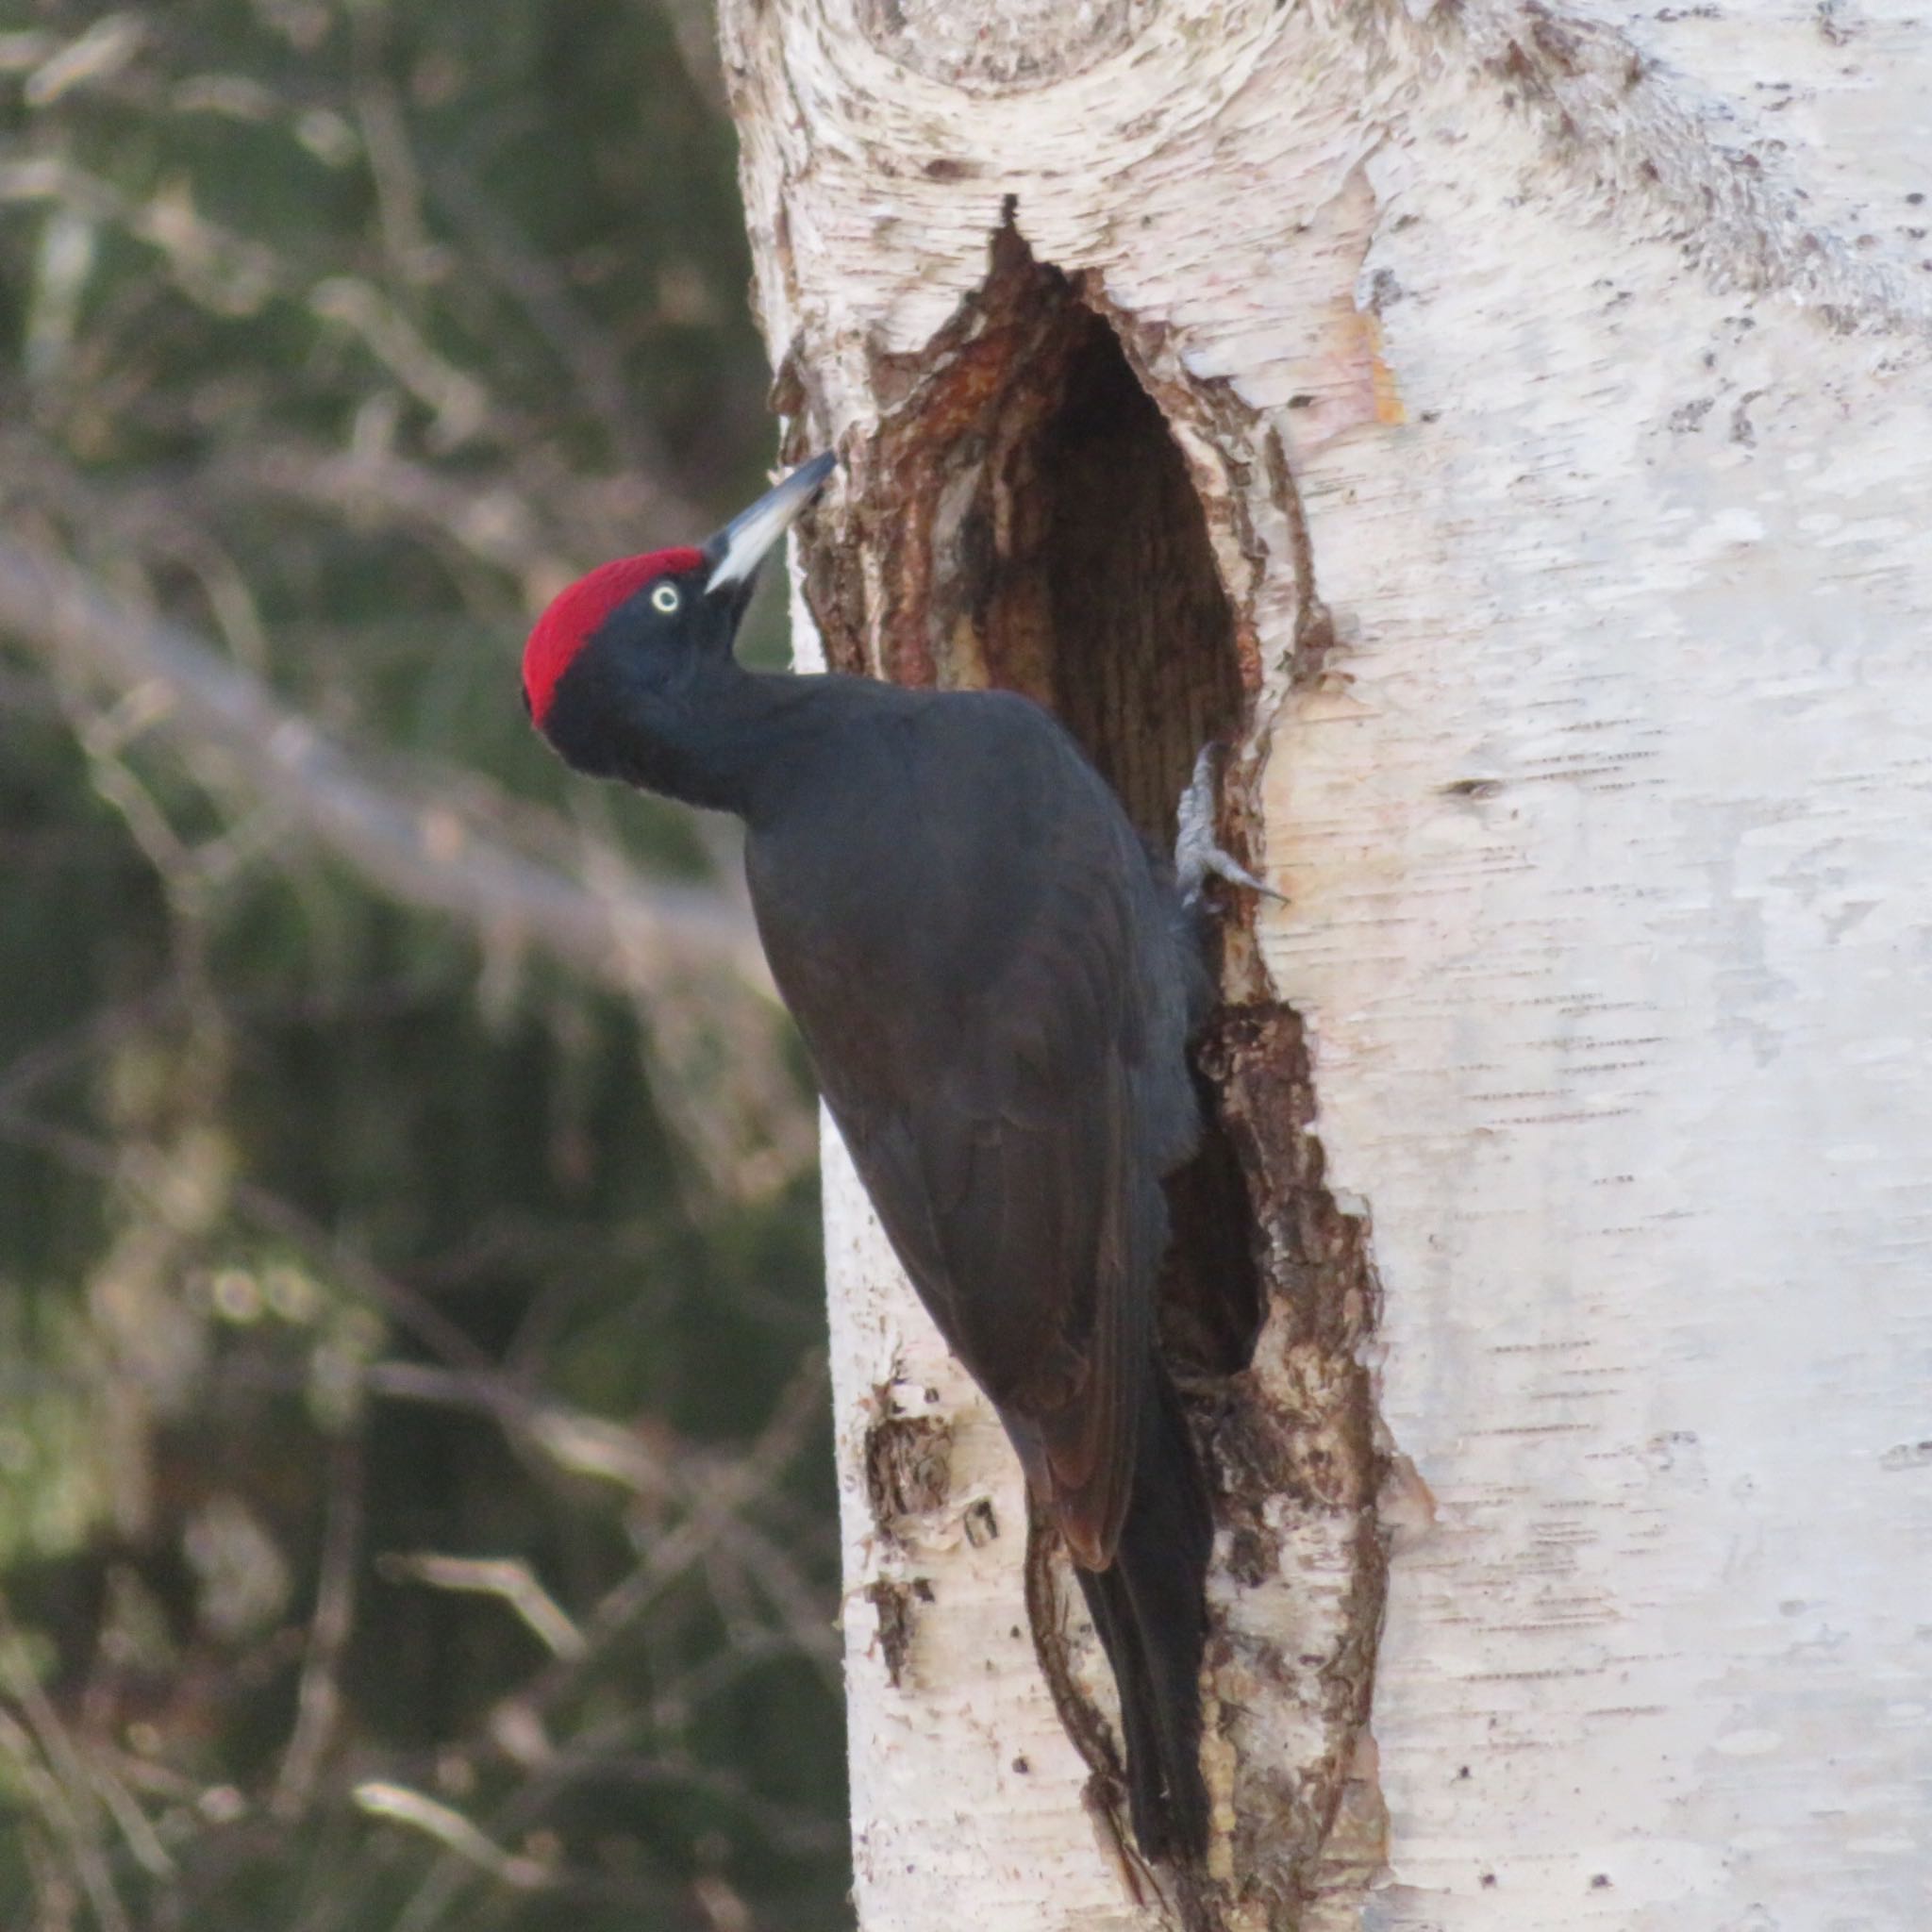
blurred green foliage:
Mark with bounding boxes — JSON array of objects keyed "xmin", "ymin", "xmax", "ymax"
[{"xmin": 0, "ymin": 3, "xmax": 847, "ymax": 1927}]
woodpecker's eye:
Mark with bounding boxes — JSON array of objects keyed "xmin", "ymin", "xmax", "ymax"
[{"xmin": 650, "ymin": 583, "xmax": 680, "ymax": 614}]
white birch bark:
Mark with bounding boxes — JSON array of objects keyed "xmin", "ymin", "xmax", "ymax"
[{"xmin": 723, "ymin": 2, "xmax": 1932, "ymax": 1926}]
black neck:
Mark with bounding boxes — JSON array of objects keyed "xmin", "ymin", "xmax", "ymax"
[{"xmin": 609, "ymin": 658, "xmax": 833, "ymax": 823}]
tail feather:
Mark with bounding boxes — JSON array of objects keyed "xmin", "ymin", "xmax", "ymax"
[{"xmin": 1073, "ymin": 1357, "xmax": 1211, "ymax": 1862}]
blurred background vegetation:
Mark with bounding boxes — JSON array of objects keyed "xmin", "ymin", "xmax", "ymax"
[{"xmin": 0, "ymin": 3, "xmax": 848, "ymax": 1926}]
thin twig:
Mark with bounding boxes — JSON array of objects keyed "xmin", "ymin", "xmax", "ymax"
[
  {"xmin": 0, "ymin": 1598, "xmax": 135, "ymax": 1932},
  {"xmin": 376, "ymin": 1555, "xmax": 584, "ymax": 1659},
  {"xmin": 352, "ymin": 1781, "xmax": 551, "ymax": 1892},
  {"xmin": 274, "ymin": 1431, "xmax": 367, "ymax": 1820}
]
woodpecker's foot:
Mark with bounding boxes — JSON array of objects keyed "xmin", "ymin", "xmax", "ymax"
[{"xmin": 1174, "ymin": 743, "xmax": 1282, "ymax": 908}]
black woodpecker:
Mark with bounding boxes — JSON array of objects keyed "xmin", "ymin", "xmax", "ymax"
[{"xmin": 523, "ymin": 453, "xmax": 1217, "ymax": 1861}]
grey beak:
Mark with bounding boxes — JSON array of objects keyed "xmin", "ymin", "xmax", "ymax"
[{"xmin": 704, "ymin": 452, "xmax": 837, "ymax": 598}]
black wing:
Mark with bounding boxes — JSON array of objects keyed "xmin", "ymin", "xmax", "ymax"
[{"xmin": 748, "ymin": 691, "xmax": 1187, "ymax": 1568}]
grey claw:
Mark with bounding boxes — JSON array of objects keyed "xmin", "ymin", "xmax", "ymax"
[{"xmin": 1174, "ymin": 744, "xmax": 1284, "ymax": 908}]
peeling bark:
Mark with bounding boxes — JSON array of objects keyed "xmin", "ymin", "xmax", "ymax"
[{"xmin": 724, "ymin": 1, "xmax": 1932, "ymax": 1925}]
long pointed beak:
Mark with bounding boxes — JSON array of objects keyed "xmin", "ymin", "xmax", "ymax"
[{"xmin": 704, "ymin": 452, "xmax": 837, "ymax": 600}]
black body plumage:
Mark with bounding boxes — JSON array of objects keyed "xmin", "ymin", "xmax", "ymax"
[{"xmin": 525, "ymin": 458, "xmax": 1215, "ymax": 1860}]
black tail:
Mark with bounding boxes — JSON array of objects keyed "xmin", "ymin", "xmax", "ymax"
[{"xmin": 1074, "ymin": 1357, "xmax": 1212, "ymax": 1862}]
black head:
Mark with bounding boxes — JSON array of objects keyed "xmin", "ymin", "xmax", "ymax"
[{"xmin": 523, "ymin": 453, "xmax": 835, "ymax": 780}]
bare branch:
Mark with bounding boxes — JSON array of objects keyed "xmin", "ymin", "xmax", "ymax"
[
  {"xmin": 359, "ymin": 1360, "xmax": 679, "ymax": 1499},
  {"xmin": 0, "ymin": 1596, "xmax": 135, "ymax": 1932},
  {"xmin": 273, "ymin": 1432, "xmax": 366, "ymax": 1821},
  {"xmin": 351, "ymin": 1781, "xmax": 551, "ymax": 1891},
  {"xmin": 201, "ymin": 437, "xmax": 707, "ymax": 595},
  {"xmin": 377, "ymin": 1555, "xmax": 585, "ymax": 1659},
  {"xmin": 0, "ymin": 534, "xmax": 772, "ymax": 1002}
]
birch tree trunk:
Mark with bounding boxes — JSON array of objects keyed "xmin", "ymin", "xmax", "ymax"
[{"xmin": 715, "ymin": 3, "xmax": 1932, "ymax": 1926}]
